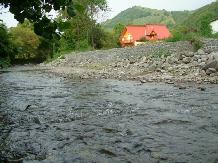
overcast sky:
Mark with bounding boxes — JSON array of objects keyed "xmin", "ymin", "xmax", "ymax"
[{"xmin": 0, "ymin": 0, "xmax": 216, "ymax": 28}]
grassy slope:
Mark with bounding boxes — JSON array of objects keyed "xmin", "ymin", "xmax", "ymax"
[{"xmin": 102, "ymin": 6, "xmax": 192, "ymax": 29}]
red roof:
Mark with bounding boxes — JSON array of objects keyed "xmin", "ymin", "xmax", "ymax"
[
  {"xmin": 125, "ymin": 25, "xmax": 146, "ymax": 40},
  {"xmin": 145, "ymin": 24, "xmax": 171, "ymax": 39},
  {"xmin": 120, "ymin": 24, "xmax": 171, "ymax": 41}
]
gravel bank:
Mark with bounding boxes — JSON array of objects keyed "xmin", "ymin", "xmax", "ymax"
[{"xmin": 40, "ymin": 39, "xmax": 218, "ymax": 84}]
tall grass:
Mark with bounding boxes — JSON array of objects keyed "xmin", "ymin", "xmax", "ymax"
[
  {"xmin": 164, "ymin": 32, "xmax": 204, "ymax": 51},
  {"xmin": 164, "ymin": 32, "xmax": 200, "ymax": 42}
]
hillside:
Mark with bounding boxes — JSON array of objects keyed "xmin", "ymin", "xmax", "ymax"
[
  {"xmin": 102, "ymin": 6, "xmax": 192, "ymax": 29},
  {"xmin": 178, "ymin": 0, "xmax": 218, "ymax": 28}
]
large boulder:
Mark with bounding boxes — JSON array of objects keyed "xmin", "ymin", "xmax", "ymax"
[{"xmin": 202, "ymin": 59, "xmax": 218, "ymax": 71}]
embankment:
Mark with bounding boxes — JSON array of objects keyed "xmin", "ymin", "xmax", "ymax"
[{"xmin": 41, "ymin": 38, "xmax": 218, "ymax": 84}]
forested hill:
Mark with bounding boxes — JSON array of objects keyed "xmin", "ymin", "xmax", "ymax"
[
  {"xmin": 178, "ymin": 0, "xmax": 218, "ymax": 28},
  {"xmin": 102, "ymin": 6, "xmax": 192, "ymax": 29}
]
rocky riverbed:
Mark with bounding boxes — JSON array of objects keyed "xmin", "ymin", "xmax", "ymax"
[
  {"xmin": 40, "ymin": 39, "xmax": 218, "ymax": 84},
  {"xmin": 0, "ymin": 66, "xmax": 218, "ymax": 163}
]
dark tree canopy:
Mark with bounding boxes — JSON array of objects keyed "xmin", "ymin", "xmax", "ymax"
[{"xmin": 0, "ymin": 0, "xmax": 85, "ymax": 39}]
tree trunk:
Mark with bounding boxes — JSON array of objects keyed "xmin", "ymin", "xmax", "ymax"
[{"xmin": 77, "ymin": 22, "xmax": 81, "ymax": 51}]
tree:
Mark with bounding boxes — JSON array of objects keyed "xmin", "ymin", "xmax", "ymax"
[
  {"xmin": 0, "ymin": 23, "xmax": 16, "ymax": 67},
  {"xmin": 9, "ymin": 25, "xmax": 40, "ymax": 59},
  {"xmin": 100, "ymin": 29, "xmax": 120, "ymax": 49},
  {"xmin": 59, "ymin": 29, "xmax": 77, "ymax": 51},
  {"xmin": 18, "ymin": 19, "xmax": 34, "ymax": 29},
  {"xmin": 0, "ymin": 0, "xmax": 85, "ymax": 39},
  {"xmin": 56, "ymin": 8, "xmax": 88, "ymax": 51},
  {"xmin": 80, "ymin": 0, "xmax": 109, "ymax": 48},
  {"xmin": 55, "ymin": 0, "xmax": 110, "ymax": 50},
  {"xmin": 37, "ymin": 37, "xmax": 59, "ymax": 62},
  {"xmin": 113, "ymin": 23, "xmax": 125, "ymax": 45},
  {"xmin": 10, "ymin": 19, "xmax": 55, "ymax": 62},
  {"xmin": 199, "ymin": 12, "xmax": 214, "ymax": 37},
  {"xmin": 89, "ymin": 24, "xmax": 105, "ymax": 49}
]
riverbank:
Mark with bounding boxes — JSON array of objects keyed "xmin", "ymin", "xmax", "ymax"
[{"xmin": 39, "ymin": 39, "xmax": 218, "ymax": 84}]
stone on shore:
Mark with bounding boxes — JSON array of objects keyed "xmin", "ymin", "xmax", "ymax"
[{"xmin": 40, "ymin": 38, "xmax": 218, "ymax": 84}]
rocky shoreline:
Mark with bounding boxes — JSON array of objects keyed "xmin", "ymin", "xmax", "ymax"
[{"xmin": 40, "ymin": 38, "xmax": 218, "ymax": 84}]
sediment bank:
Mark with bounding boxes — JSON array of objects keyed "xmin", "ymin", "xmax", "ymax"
[{"xmin": 40, "ymin": 38, "xmax": 218, "ymax": 84}]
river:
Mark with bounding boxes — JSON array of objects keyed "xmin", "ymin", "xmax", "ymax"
[{"xmin": 0, "ymin": 65, "xmax": 218, "ymax": 163}]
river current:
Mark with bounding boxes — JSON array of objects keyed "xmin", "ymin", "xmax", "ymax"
[{"xmin": 0, "ymin": 66, "xmax": 218, "ymax": 163}]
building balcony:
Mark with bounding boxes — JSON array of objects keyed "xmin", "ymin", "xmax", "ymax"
[{"xmin": 120, "ymin": 39, "xmax": 135, "ymax": 44}]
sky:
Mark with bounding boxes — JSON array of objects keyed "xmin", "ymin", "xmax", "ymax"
[
  {"xmin": 0, "ymin": 0, "xmax": 216, "ymax": 28},
  {"xmin": 107, "ymin": 0, "xmax": 215, "ymax": 19}
]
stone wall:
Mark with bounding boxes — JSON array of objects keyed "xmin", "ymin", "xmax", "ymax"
[{"xmin": 201, "ymin": 38, "xmax": 218, "ymax": 53}]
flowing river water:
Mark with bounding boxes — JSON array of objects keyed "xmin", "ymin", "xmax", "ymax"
[{"xmin": 0, "ymin": 66, "xmax": 218, "ymax": 163}]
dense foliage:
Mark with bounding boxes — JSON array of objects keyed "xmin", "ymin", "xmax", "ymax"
[
  {"xmin": 10, "ymin": 24, "xmax": 40, "ymax": 59},
  {"xmin": 0, "ymin": 0, "xmax": 112, "ymax": 66},
  {"xmin": 0, "ymin": 0, "xmax": 85, "ymax": 39},
  {"xmin": 0, "ymin": 23, "xmax": 17, "ymax": 67}
]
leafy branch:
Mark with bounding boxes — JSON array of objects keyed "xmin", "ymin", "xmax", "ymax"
[{"xmin": 0, "ymin": 0, "xmax": 85, "ymax": 39}]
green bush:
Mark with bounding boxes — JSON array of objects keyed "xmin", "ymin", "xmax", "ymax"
[
  {"xmin": 192, "ymin": 39, "xmax": 203, "ymax": 51},
  {"xmin": 139, "ymin": 36, "xmax": 147, "ymax": 42},
  {"xmin": 164, "ymin": 32, "xmax": 184, "ymax": 42},
  {"xmin": 165, "ymin": 31, "xmax": 203, "ymax": 51},
  {"xmin": 164, "ymin": 31, "xmax": 200, "ymax": 42},
  {"xmin": 0, "ymin": 56, "xmax": 10, "ymax": 68},
  {"xmin": 75, "ymin": 39, "xmax": 91, "ymax": 51},
  {"xmin": 154, "ymin": 49, "xmax": 171, "ymax": 58}
]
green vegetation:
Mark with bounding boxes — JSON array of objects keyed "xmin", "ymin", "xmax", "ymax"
[
  {"xmin": 178, "ymin": 1, "xmax": 218, "ymax": 28},
  {"xmin": 154, "ymin": 49, "xmax": 171, "ymax": 58},
  {"xmin": 0, "ymin": 0, "xmax": 85, "ymax": 39},
  {"xmin": 163, "ymin": 1, "xmax": 218, "ymax": 49},
  {"xmin": 0, "ymin": 23, "xmax": 17, "ymax": 68},
  {"xmin": 102, "ymin": 6, "xmax": 192, "ymax": 29},
  {"xmin": 163, "ymin": 32, "xmax": 204, "ymax": 51},
  {"xmin": 0, "ymin": 0, "xmax": 110, "ymax": 67},
  {"xmin": 139, "ymin": 36, "xmax": 147, "ymax": 42},
  {"xmin": 0, "ymin": 0, "xmax": 218, "ymax": 67},
  {"xmin": 164, "ymin": 10, "xmax": 218, "ymax": 51}
]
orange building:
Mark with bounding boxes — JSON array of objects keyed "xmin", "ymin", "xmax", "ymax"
[{"xmin": 119, "ymin": 24, "xmax": 171, "ymax": 47}]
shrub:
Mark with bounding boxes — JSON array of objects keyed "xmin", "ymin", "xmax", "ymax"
[
  {"xmin": 76, "ymin": 39, "xmax": 91, "ymax": 51},
  {"xmin": 164, "ymin": 31, "xmax": 203, "ymax": 51},
  {"xmin": 191, "ymin": 38, "xmax": 203, "ymax": 51},
  {"xmin": 0, "ymin": 56, "xmax": 10, "ymax": 68},
  {"xmin": 139, "ymin": 36, "xmax": 147, "ymax": 42}
]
